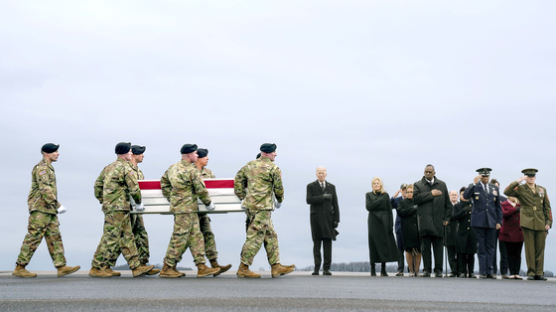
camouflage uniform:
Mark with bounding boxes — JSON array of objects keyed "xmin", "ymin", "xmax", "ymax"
[
  {"xmin": 16, "ymin": 159, "xmax": 66, "ymax": 267},
  {"xmin": 161, "ymin": 160, "xmax": 212, "ymax": 267},
  {"xmin": 198, "ymin": 167, "xmax": 218, "ymax": 260},
  {"xmin": 234, "ymin": 157, "xmax": 284, "ymax": 266},
  {"xmin": 107, "ymin": 164, "xmax": 151, "ymax": 266},
  {"xmin": 91, "ymin": 158, "xmax": 142, "ymax": 270}
]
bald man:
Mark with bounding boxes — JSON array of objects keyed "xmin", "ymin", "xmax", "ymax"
[{"xmin": 306, "ymin": 167, "xmax": 340, "ymax": 275}]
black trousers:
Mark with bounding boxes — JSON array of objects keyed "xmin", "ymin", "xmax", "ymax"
[
  {"xmin": 499, "ymin": 240, "xmax": 509, "ymax": 275},
  {"xmin": 473, "ymin": 227, "xmax": 497, "ymax": 275},
  {"xmin": 313, "ymin": 238, "xmax": 332, "ymax": 271},
  {"xmin": 504, "ymin": 241, "xmax": 523, "ymax": 275},
  {"xmin": 446, "ymin": 245, "xmax": 458, "ymax": 274},
  {"xmin": 457, "ymin": 253, "xmax": 475, "ymax": 276},
  {"xmin": 421, "ymin": 235, "xmax": 443, "ymax": 273}
]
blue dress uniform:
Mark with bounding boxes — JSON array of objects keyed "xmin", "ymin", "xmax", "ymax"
[{"xmin": 463, "ymin": 168, "xmax": 502, "ymax": 278}]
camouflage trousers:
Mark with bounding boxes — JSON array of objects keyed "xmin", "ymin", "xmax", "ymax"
[
  {"xmin": 91, "ymin": 211, "xmax": 140, "ymax": 270},
  {"xmin": 199, "ymin": 213, "xmax": 218, "ymax": 260},
  {"xmin": 163, "ymin": 213, "xmax": 206, "ymax": 267},
  {"xmin": 240, "ymin": 210, "xmax": 280, "ymax": 266},
  {"xmin": 16, "ymin": 211, "xmax": 66, "ymax": 267},
  {"xmin": 108, "ymin": 214, "xmax": 150, "ymax": 266}
]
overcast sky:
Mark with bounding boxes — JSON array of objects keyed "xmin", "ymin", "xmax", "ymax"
[{"xmin": 1, "ymin": 0, "xmax": 555, "ymax": 272}]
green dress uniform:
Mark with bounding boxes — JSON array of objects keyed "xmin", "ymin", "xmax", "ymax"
[
  {"xmin": 16, "ymin": 159, "xmax": 67, "ymax": 268},
  {"xmin": 198, "ymin": 167, "xmax": 219, "ymax": 261},
  {"xmin": 504, "ymin": 181, "xmax": 552, "ymax": 278},
  {"xmin": 91, "ymin": 158, "xmax": 143, "ymax": 270},
  {"xmin": 161, "ymin": 160, "xmax": 212, "ymax": 267},
  {"xmin": 234, "ymin": 157, "xmax": 284, "ymax": 266}
]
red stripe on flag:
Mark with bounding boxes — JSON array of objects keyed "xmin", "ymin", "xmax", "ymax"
[{"xmin": 139, "ymin": 179, "xmax": 234, "ymax": 190}]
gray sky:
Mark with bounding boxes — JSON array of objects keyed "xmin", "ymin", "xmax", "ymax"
[{"xmin": 1, "ymin": 0, "xmax": 555, "ymax": 272}]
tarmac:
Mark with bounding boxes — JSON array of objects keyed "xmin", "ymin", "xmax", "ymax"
[{"xmin": 1, "ymin": 270, "xmax": 555, "ymax": 311}]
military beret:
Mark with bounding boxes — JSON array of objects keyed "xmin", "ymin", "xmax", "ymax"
[
  {"xmin": 131, "ymin": 145, "xmax": 146, "ymax": 155},
  {"xmin": 476, "ymin": 168, "xmax": 492, "ymax": 176},
  {"xmin": 180, "ymin": 144, "xmax": 198, "ymax": 154},
  {"xmin": 521, "ymin": 168, "xmax": 538, "ymax": 177},
  {"xmin": 41, "ymin": 143, "xmax": 59, "ymax": 153},
  {"xmin": 115, "ymin": 142, "xmax": 132, "ymax": 154},
  {"xmin": 260, "ymin": 143, "xmax": 277, "ymax": 153},
  {"xmin": 256, "ymin": 153, "xmax": 261, "ymax": 159},
  {"xmin": 197, "ymin": 148, "xmax": 208, "ymax": 158}
]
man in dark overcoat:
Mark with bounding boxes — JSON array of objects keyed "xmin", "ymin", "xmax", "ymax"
[
  {"xmin": 413, "ymin": 164, "xmax": 452, "ymax": 277},
  {"xmin": 306, "ymin": 167, "xmax": 340, "ymax": 275}
]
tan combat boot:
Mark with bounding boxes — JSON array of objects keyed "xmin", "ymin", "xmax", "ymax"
[
  {"xmin": 89, "ymin": 267, "xmax": 112, "ymax": 278},
  {"xmin": 159, "ymin": 264, "xmax": 185, "ymax": 278},
  {"xmin": 105, "ymin": 268, "xmax": 121, "ymax": 277},
  {"xmin": 210, "ymin": 259, "xmax": 232, "ymax": 277},
  {"xmin": 236, "ymin": 263, "xmax": 261, "ymax": 278},
  {"xmin": 57, "ymin": 265, "xmax": 80, "ymax": 277},
  {"xmin": 143, "ymin": 264, "xmax": 160, "ymax": 275},
  {"xmin": 12, "ymin": 264, "xmax": 37, "ymax": 278},
  {"xmin": 196, "ymin": 263, "xmax": 220, "ymax": 277},
  {"xmin": 132, "ymin": 264, "xmax": 155, "ymax": 277},
  {"xmin": 271, "ymin": 263, "xmax": 295, "ymax": 278}
]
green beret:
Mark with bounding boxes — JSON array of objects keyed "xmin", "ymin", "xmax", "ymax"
[
  {"xmin": 197, "ymin": 148, "xmax": 208, "ymax": 158},
  {"xmin": 260, "ymin": 143, "xmax": 277, "ymax": 153},
  {"xmin": 131, "ymin": 145, "xmax": 146, "ymax": 155},
  {"xmin": 41, "ymin": 143, "xmax": 59, "ymax": 153},
  {"xmin": 115, "ymin": 142, "xmax": 131, "ymax": 154},
  {"xmin": 521, "ymin": 168, "xmax": 538, "ymax": 177},
  {"xmin": 180, "ymin": 144, "xmax": 198, "ymax": 154}
]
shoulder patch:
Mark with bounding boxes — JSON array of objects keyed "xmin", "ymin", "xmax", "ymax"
[{"xmin": 39, "ymin": 170, "xmax": 47, "ymax": 176}]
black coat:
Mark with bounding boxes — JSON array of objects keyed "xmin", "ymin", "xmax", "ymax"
[
  {"xmin": 306, "ymin": 180, "xmax": 340, "ymax": 240},
  {"xmin": 413, "ymin": 176, "xmax": 452, "ymax": 238},
  {"xmin": 366, "ymin": 191, "xmax": 399, "ymax": 263},
  {"xmin": 444, "ymin": 202, "xmax": 457, "ymax": 247},
  {"xmin": 396, "ymin": 198, "xmax": 420, "ymax": 250},
  {"xmin": 453, "ymin": 200, "xmax": 477, "ymax": 254}
]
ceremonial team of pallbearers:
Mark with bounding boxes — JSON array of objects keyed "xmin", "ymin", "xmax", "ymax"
[{"xmin": 12, "ymin": 143, "xmax": 552, "ymax": 281}]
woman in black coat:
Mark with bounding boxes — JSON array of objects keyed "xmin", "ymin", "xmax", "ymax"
[
  {"xmin": 452, "ymin": 187, "xmax": 477, "ymax": 278},
  {"xmin": 366, "ymin": 177, "xmax": 399, "ymax": 276},
  {"xmin": 396, "ymin": 184, "xmax": 421, "ymax": 277}
]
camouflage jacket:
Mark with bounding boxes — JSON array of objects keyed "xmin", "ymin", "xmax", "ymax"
[
  {"xmin": 199, "ymin": 167, "xmax": 215, "ymax": 179},
  {"xmin": 160, "ymin": 160, "xmax": 211, "ymax": 214},
  {"xmin": 131, "ymin": 164, "xmax": 144, "ymax": 180},
  {"xmin": 28, "ymin": 159, "xmax": 61, "ymax": 215},
  {"xmin": 234, "ymin": 157, "xmax": 284, "ymax": 211},
  {"xmin": 95, "ymin": 158, "xmax": 141, "ymax": 213}
]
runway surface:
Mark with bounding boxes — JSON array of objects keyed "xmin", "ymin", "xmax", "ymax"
[{"xmin": 1, "ymin": 271, "xmax": 555, "ymax": 311}]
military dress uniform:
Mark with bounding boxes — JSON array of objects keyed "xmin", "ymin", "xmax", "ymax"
[
  {"xmin": 504, "ymin": 170, "xmax": 552, "ymax": 279},
  {"xmin": 234, "ymin": 145, "xmax": 294, "ymax": 278},
  {"xmin": 463, "ymin": 179, "xmax": 502, "ymax": 278},
  {"xmin": 90, "ymin": 154, "xmax": 153, "ymax": 277},
  {"xmin": 159, "ymin": 156, "xmax": 219, "ymax": 278}
]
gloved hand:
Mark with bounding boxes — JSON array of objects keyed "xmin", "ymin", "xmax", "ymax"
[
  {"xmin": 135, "ymin": 202, "xmax": 145, "ymax": 212},
  {"xmin": 207, "ymin": 202, "xmax": 216, "ymax": 211},
  {"xmin": 57, "ymin": 205, "xmax": 67, "ymax": 214},
  {"xmin": 275, "ymin": 200, "xmax": 281, "ymax": 209},
  {"xmin": 323, "ymin": 193, "xmax": 332, "ymax": 200}
]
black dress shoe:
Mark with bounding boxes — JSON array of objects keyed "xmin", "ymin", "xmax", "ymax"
[
  {"xmin": 323, "ymin": 270, "xmax": 332, "ymax": 276},
  {"xmin": 527, "ymin": 275, "xmax": 535, "ymax": 280},
  {"xmin": 421, "ymin": 272, "xmax": 431, "ymax": 277},
  {"xmin": 537, "ymin": 275, "xmax": 547, "ymax": 281},
  {"xmin": 395, "ymin": 271, "xmax": 404, "ymax": 277},
  {"xmin": 479, "ymin": 275, "xmax": 488, "ymax": 279},
  {"xmin": 312, "ymin": 271, "xmax": 319, "ymax": 276},
  {"xmin": 468, "ymin": 274, "xmax": 476, "ymax": 278},
  {"xmin": 447, "ymin": 273, "xmax": 456, "ymax": 278},
  {"xmin": 434, "ymin": 272, "xmax": 443, "ymax": 278},
  {"xmin": 486, "ymin": 274, "xmax": 496, "ymax": 279}
]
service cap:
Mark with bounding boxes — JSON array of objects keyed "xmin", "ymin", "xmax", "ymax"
[
  {"xmin": 521, "ymin": 168, "xmax": 538, "ymax": 177},
  {"xmin": 476, "ymin": 168, "xmax": 492, "ymax": 176}
]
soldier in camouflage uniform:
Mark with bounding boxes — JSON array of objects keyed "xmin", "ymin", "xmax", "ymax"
[
  {"xmin": 504, "ymin": 169, "xmax": 552, "ymax": 280},
  {"xmin": 234, "ymin": 143, "xmax": 295, "ymax": 278},
  {"xmin": 13, "ymin": 143, "xmax": 80, "ymax": 278},
  {"xmin": 89, "ymin": 142, "xmax": 154, "ymax": 278},
  {"xmin": 159, "ymin": 144, "xmax": 221, "ymax": 278},
  {"xmin": 106, "ymin": 145, "xmax": 160, "ymax": 276},
  {"xmin": 194, "ymin": 148, "xmax": 232, "ymax": 275}
]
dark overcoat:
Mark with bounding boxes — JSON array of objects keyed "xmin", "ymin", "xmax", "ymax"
[
  {"xmin": 366, "ymin": 191, "xmax": 399, "ymax": 263},
  {"xmin": 306, "ymin": 180, "xmax": 340, "ymax": 240},
  {"xmin": 453, "ymin": 200, "xmax": 477, "ymax": 254},
  {"xmin": 396, "ymin": 198, "xmax": 420, "ymax": 250},
  {"xmin": 413, "ymin": 176, "xmax": 451, "ymax": 238},
  {"xmin": 445, "ymin": 202, "xmax": 457, "ymax": 247}
]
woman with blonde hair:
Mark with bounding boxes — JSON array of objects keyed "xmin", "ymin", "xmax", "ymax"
[
  {"xmin": 396, "ymin": 184, "xmax": 421, "ymax": 276},
  {"xmin": 366, "ymin": 177, "xmax": 400, "ymax": 276}
]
